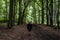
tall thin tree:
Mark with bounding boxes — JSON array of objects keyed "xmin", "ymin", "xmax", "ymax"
[
  {"xmin": 42, "ymin": 0, "xmax": 44, "ymax": 24},
  {"xmin": 33, "ymin": 2, "xmax": 37, "ymax": 24},
  {"xmin": 17, "ymin": 0, "xmax": 22, "ymax": 25},
  {"xmin": 8, "ymin": 0, "xmax": 14, "ymax": 28},
  {"xmin": 46, "ymin": 0, "xmax": 49, "ymax": 25},
  {"xmin": 5, "ymin": 0, "xmax": 8, "ymax": 21},
  {"xmin": 49, "ymin": 0, "xmax": 53, "ymax": 26},
  {"xmin": 38, "ymin": 9, "xmax": 40, "ymax": 24},
  {"xmin": 57, "ymin": 0, "xmax": 59, "ymax": 28},
  {"xmin": 21, "ymin": 0, "xmax": 31, "ymax": 24},
  {"xmin": 13, "ymin": 0, "xmax": 17, "ymax": 25}
]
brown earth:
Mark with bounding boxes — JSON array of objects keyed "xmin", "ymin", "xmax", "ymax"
[{"xmin": 0, "ymin": 24, "xmax": 60, "ymax": 40}]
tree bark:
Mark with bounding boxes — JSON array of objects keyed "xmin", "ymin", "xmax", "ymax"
[
  {"xmin": 13, "ymin": 0, "xmax": 16, "ymax": 25},
  {"xmin": 57, "ymin": 0, "xmax": 59, "ymax": 28},
  {"xmin": 5, "ymin": 0, "xmax": 8, "ymax": 21},
  {"xmin": 20, "ymin": 0, "xmax": 31, "ymax": 24},
  {"xmin": 33, "ymin": 2, "xmax": 37, "ymax": 24},
  {"xmin": 49, "ymin": 0, "xmax": 53, "ymax": 26},
  {"xmin": 38, "ymin": 10, "xmax": 40, "ymax": 24},
  {"xmin": 17, "ymin": 0, "xmax": 22, "ymax": 25},
  {"xmin": 42, "ymin": 0, "xmax": 44, "ymax": 24},
  {"xmin": 8, "ymin": 0, "xmax": 14, "ymax": 28},
  {"xmin": 46, "ymin": 0, "xmax": 49, "ymax": 25}
]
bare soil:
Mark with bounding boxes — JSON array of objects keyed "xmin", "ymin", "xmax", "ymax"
[{"xmin": 0, "ymin": 24, "xmax": 60, "ymax": 40}]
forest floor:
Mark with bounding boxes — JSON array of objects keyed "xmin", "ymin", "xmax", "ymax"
[{"xmin": 0, "ymin": 24, "xmax": 60, "ymax": 40}]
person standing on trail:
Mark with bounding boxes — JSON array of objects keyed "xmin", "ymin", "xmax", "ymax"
[{"xmin": 27, "ymin": 22, "xmax": 32, "ymax": 32}]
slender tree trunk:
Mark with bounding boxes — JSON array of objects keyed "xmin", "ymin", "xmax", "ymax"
[
  {"xmin": 38, "ymin": 10, "xmax": 40, "ymax": 24},
  {"xmin": 57, "ymin": 0, "xmax": 59, "ymax": 28},
  {"xmin": 4, "ymin": 0, "xmax": 7, "ymax": 22},
  {"xmin": 17, "ymin": 0, "xmax": 22, "ymax": 25},
  {"xmin": 21, "ymin": 8, "xmax": 26, "ymax": 24},
  {"xmin": 49, "ymin": 0, "xmax": 53, "ymax": 26},
  {"xmin": 5, "ymin": 0, "xmax": 7, "ymax": 21},
  {"xmin": 33, "ymin": 2, "xmax": 37, "ymax": 24},
  {"xmin": 13, "ymin": 0, "xmax": 16, "ymax": 25},
  {"xmin": 8, "ymin": 0, "xmax": 14, "ymax": 28},
  {"xmin": 21, "ymin": 0, "xmax": 31, "ymax": 24},
  {"xmin": 42, "ymin": 0, "xmax": 44, "ymax": 24},
  {"xmin": 46, "ymin": 0, "xmax": 49, "ymax": 25},
  {"xmin": 53, "ymin": 0, "xmax": 57, "ymax": 26}
]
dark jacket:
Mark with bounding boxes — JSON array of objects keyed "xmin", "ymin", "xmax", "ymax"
[{"xmin": 27, "ymin": 23, "xmax": 32, "ymax": 31}]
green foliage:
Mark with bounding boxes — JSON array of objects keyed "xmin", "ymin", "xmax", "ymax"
[{"xmin": 0, "ymin": 0, "xmax": 60, "ymax": 27}]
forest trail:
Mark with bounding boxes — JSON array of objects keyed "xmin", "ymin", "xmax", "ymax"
[{"xmin": 0, "ymin": 24, "xmax": 60, "ymax": 40}]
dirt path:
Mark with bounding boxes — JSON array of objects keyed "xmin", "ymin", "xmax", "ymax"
[{"xmin": 0, "ymin": 24, "xmax": 60, "ymax": 40}]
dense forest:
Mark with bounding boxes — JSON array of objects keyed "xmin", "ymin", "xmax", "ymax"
[
  {"xmin": 0, "ymin": 0, "xmax": 60, "ymax": 28},
  {"xmin": 0, "ymin": 0, "xmax": 60, "ymax": 40}
]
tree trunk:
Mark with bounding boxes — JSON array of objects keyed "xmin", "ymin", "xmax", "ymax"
[
  {"xmin": 57, "ymin": 0, "xmax": 59, "ymax": 28},
  {"xmin": 8, "ymin": 0, "xmax": 14, "ymax": 29},
  {"xmin": 33, "ymin": 2, "xmax": 37, "ymax": 24},
  {"xmin": 13, "ymin": 0, "xmax": 16, "ymax": 25},
  {"xmin": 17, "ymin": 0, "xmax": 22, "ymax": 25},
  {"xmin": 49, "ymin": 0, "xmax": 53, "ymax": 26},
  {"xmin": 46, "ymin": 0, "xmax": 49, "ymax": 25},
  {"xmin": 5, "ymin": 0, "xmax": 8, "ymax": 21},
  {"xmin": 42, "ymin": 0, "xmax": 44, "ymax": 24},
  {"xmin": 38, "ymin": 10, "xmax": 40, "ymax": 24},
  {"xmin": 53, "ymin": 0, "xmax": 57, "ymax": 26},
  {"xmin": 20, "ymin": 0, "xmax": 31, "ymax": 24}
]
